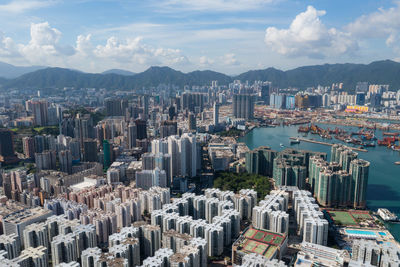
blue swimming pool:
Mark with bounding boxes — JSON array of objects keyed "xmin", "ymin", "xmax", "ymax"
[
  {"xmin": 345, "ymin": 229, "xmax": 376, "ymax": 236},
  {"xmin": 379, "ymin": 232, "xmax": 387, "ymax": 236}
]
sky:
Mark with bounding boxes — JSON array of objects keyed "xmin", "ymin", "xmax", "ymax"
[{"xmin": 0, "ymin": 0, "xmax": 399, "ymax": 74}]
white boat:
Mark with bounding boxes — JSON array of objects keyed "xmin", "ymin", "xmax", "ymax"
[
  {"xmin": 378, "ymin": 208, "xmax": 398, "ymax": 221},
  {"xmin": 290, "ymin": 139, "xmax": 300, "ymax": 145},
  {"xmin": 280, "ymin": 143, "xmax": 284, "ymax": 148}
]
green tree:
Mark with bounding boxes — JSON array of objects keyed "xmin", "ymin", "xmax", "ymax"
[{"xmin": 213, "ymin": 171, "xmax": 271, "ymax": 201}]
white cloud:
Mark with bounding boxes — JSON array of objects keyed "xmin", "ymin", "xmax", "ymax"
[
  {"xmin": 17, "ymin": 22, "xmax": 75, "ymax": 66},
  {"xmin": 29, "ymin": 22, "xmax": 61, "ymax": 46},
  {"xmin": 264, "ymin": 5, "xmax": 358, "ymax": 58},
  {"xmin": 222, "ymin": 53, "xmax": 240, "ymax": 65},
  {"xmin": 346, "ymin": 2, "xmax": 400, "ymax": 56},
  {"xmin": 0, "ymin": 22, "xmax": 192, "ymax": 72},
  {"xmin": 93, "ymin": 36, "xmax": 189, "ymax": 66},
  {"xmin": 0, "ymin": 32, "xmax": 19, "ymax": 57},
  {"xmin": 158, "ymin": 0, "xmax": 278, "ymax": 12},
  {"xmin": 0, "ymin": 0, "xmax": 56, "ymax": 13},
  {"xmin": 76, "ymin": 34, "xmax": 93, "ymax": 55},
  {"xmin": 199, "ymin": 56, "xmax": 215, "ymax": 66},
  {"xmin": 346, "ymin": 3, "xmax": 400, "ymax": 38}
]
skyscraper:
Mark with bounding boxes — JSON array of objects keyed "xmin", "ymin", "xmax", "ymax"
[
  {"xmin": 127, "ymin": 122, "xmax": 137, "ymax": 149},
  {"xmin": 188, "ymin": 113, "xmax": 196, "ymax": 132},
  {"xmin": 22, "ymin": 137, "xmax": 35, "ymax": 159},
  {"xmin": 59, "ymin": 150, "xmax": 73, "ymax": 174},
  {"xmin": 103, "ymin": 140, "xmax": 112, "ymax": 169},
  {"xmin": 260, "ymin": 84, "xmax": 270, "ymax": 104},
  {"xmin": 160, "ymin": 121, "xmax": 177, "ymax": 138},
  {"xmin": 213, "ymin": 102, "xmax": 219, "ymax": 126},
  {"xmin": 136, "ymin": 168, "xmax": 167, "ymax": 189},
  {"xmin": 350, "ymin": 159, "xmax": 370, "ymax": 209},
  {"xmin": 0, "ymin": 129, "xmax": 19, "ymax": 165},
  {"xmin": 232, "ymin": 94, "xmax": 254, "ymax": 120},
  {"xmin": 105, "ymin": 98, "xmax": 123, "ymax": 116},
  {"xmin": 141, "ymin": 95, "xmax": 149, "ymax": 119},
  {"xmin": 168, "ymin": 133, "xmax": 198, "ymax": 178},
  {"xmin": 29, "ymin": 100, "xmax": 48, "ymax": 126},
  {"xmin": 245, "ymin": 146, "xmax": 277, "ymax": 177},
  {"xmin": 180, "ymin": 92, "xmax": 205, "ymax": 113},
  {"xmin": 135, "ymin": 119, "xmax": 147, "ymax": 140},
  {"xmin": 75, "ymin": 114, "xmax": 93, "ymax": 149},
  {"xmin": 83, "ymin": 139, "xmax": 97, "ymax": 162},
  {"xmin": 35, "ymin": 151, "xmax": 56, "ymax": 171}
]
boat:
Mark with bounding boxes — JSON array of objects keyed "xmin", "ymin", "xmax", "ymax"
[
  {"xmin": 364, "ymin": 142, "xmax": 376, "ymax": 147},
  {"xmin": 280, "ymin": 143, "xmax": 284, "ymax": 148},
  {"xmin": 395, "ymin": 161, "xmax": 400, "ymax": 165},
  {"xmin": 383, "ymin": 132, "xmax": 400, "ymax": 136},
  {"xmin": 378, "ymin": 208, "xmax": 399, "ymax": 222},
  {"xmin": 290, "ymin": 139, "xmax": 300, "ymax": 145}
]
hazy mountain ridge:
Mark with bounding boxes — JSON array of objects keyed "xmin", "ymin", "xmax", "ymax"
[
  {"xmin": 0, "ymin": 61, "xmax": 45, "ymax": 79},
  {"xmin": 101, "ymin": 69, "xmax": 136, "ymax": 76},
  {"xmin": 1, "ymin": 60, "xmax": 400, "ymax": 91}
]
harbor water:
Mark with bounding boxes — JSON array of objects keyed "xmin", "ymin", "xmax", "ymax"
[{"xmin": 238, "ymin": 124, "xmax": 400, "ymax": 240}]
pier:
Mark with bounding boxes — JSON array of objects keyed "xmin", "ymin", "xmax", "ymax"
[{"xmin": 289, "ymin": 137, "xmax": 368, "ymax": 152}]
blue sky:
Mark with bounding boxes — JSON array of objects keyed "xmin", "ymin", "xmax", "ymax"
[{"xmin": 0, "ymin": 0, "xmax": 399, "ymax": 74}]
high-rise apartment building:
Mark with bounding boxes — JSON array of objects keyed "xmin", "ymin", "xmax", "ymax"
[
  {"xmin": 22, "ymin": 137, "xmax": 35, "ymax": 159},
  {"xmin": 105, "ymin": 98, "xmax": 125, "ymax": 116},
  {"xmin": 350, "ymin": 159, "xmax": 370, "ymax": 209},
  {"xmin": 167, "ymin": 133, "xmax": 198, "ymax": 178},
  {"xmin": 188, "ymin": 113, "xmax": 196, "ymax": 132},
  {"xmin": 29, "ymin": 100, "xmax": 48, "ymax": 126},
  {"xmin": 83, "ymin": 139, "xmax": 97, "ymax": 162},
  {"xmin": 180, "ymin": 92, "xmax": 205, "ymax": 113},
  {"xmin": 59, "ymin": 150, "xmax": 73, "ymax": 174},
  {"xmin": 127, "ymin": 122, "xmax": 137, "ymax": 149},
  {"xmin": 213, "ymin": 102, "xmax": 219, "ymax": 126},
  {"xmin": 135, "ymin": 119, "xmax": 147, "ymax": 140},
  {"xmin": 0, "ymin": 129, "xmax": 19, "ymax": 165},
  {"xmin": 35, "ymin": 151, "xmax": 57, "ymax": 171},
  {"xmin": 246, "ymin": 146, "xmax": 277, "ymax": 177},
  {"xmin": 232, "ymin": 94, "xmax": 254, "ymax": 120},
  {"xmin": 136, "ymin": 168, "xmax": 167, "ymax": 190},
  {"xmin": 160, "ymin": 121, "xmax": 177, "ymax": 138}
]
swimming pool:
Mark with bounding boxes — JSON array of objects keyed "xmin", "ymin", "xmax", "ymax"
[
  {"xmin": 345, "ymin": 229, "xmax": 377, "ymax": 236},
  {"xmin": 379, "ymin": 232, "xmax": 387, "ymax": 236}
]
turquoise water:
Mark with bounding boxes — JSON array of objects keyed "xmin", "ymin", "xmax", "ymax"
[
  {"xmin": 345, "ymin": 229, "xmax": 376, "ymax": 236},
  {"xmin": 239, "ymin": 125, "xmax": 400, "ymax": 240}
]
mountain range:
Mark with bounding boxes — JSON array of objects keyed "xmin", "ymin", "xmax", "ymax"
[
  {"xmin": 101, "ymin": 69, "xmax": 136, "ymax": 76},
  {"xmin": 0, "ymin": 60, "xmax": 400, "ymax": 91},
  {"xmin": 0, "ymin": 61, "xmax": 45, "ymax": 79}
]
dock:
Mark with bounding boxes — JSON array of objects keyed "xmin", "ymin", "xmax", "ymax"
[{"xmin": 289, "ymin": 137, "xmax": 368, "ymax": 152}]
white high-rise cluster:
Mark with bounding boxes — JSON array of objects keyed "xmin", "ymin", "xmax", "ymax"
[
  {"xmin": 292, "ymin": 189, "xmax": 328, "ymax": 246},
  {"xmin": 44, "ymin": 198, "xmax": 88, "ymax": 220},
  {"xmin": 150, "ymin": 190, "xmax": 242, "ymax": 257},
  {"xmin": 238, "ymin": 253, "xmax": 287, "ymax": 267},
  {"xmin": 167, "ymin": 133, "xmax": 198, "ymax": 178},
  {"xmin": 252, "ymin": 189, "xmax": 289, "ymax": 234},
  {"xmin": 205, "ymin": 188, "xmax": 257, "ymax": 220},
  {"xmin": 351, "ymin": 239, "xmax": 400, "ymax": 266},
  {"xmin": 51, "ymin": 223, "xmax": 97, "ymax": 266},
  {"xmin": 136, "ymin": 168, "xmax": 167, "ymax": 190},
  {"xmin": 140, "ymin": 237, "xmax": 207, "ymax": 267}
]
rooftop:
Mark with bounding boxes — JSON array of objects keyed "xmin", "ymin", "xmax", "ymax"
[{"xmin": 234, "ymin": 227, "xmax": 287, "ymax": 259}]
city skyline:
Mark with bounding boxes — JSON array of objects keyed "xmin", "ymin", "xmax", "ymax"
[{"xmin": 0, "ymin": 0, "xmax": 399, "ymax": 74}]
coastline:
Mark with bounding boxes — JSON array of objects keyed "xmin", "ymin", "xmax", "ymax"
[{"xmin": 239, "ymin": 124, "xmax": 400, "ymax": 242}]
